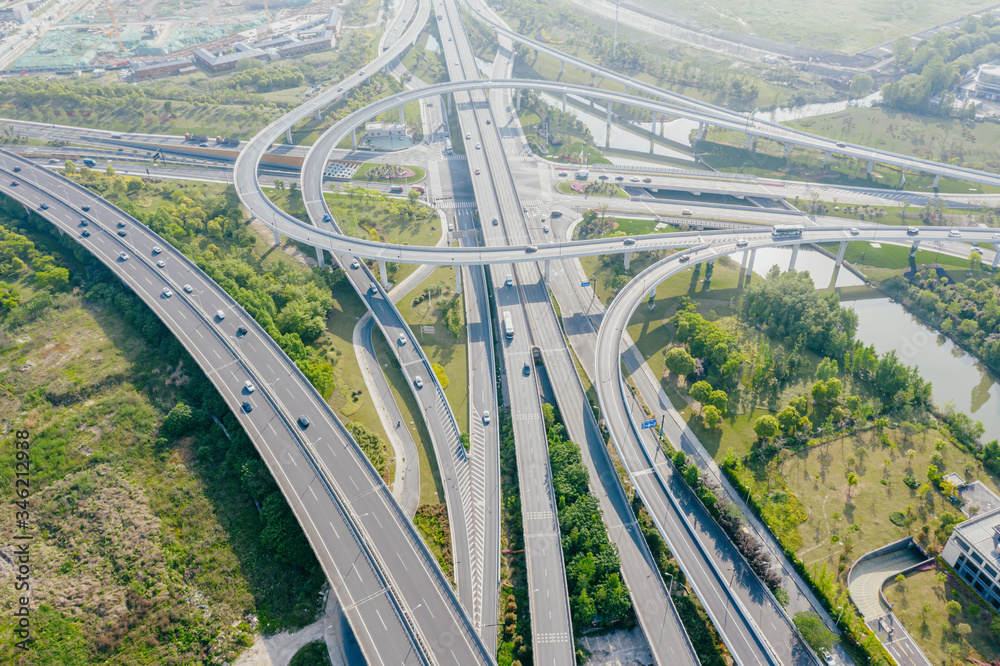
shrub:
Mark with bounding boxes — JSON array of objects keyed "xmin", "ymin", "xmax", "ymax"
[{"xmin": 889, "ymin": 512, "xmax": 907, "ymax": 527}]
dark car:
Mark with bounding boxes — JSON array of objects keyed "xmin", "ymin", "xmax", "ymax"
[
  {"xmin": 81, "ymin": 229, "xmax": 90, "ymax": 237},
  {"xmin": 523, "ymin": 362, "xmax": 531, "ymax": 376},
  {"xmin": 297, "ymin": 415, "xmax": 310, "ymax": 429},
  {"xmin": 117, "ymin": 221, "xmax": 126, "ymax": 228},
  {"xmin": 82, "ymin": 205, "xmax": 90, "ymax": 212},
  {"xmin": 323, "ymin": 214, "xmax": 332, "ymax": 222},
  {"xmin": 80, "ymin": 219, "xmax": 88, "ymax": 226},
  {"xmin": 117, "ymin": 230, "xmax": 126, "ymax": 237},
  {"xmin": 12, "ymin": 166, "xmax": 20, "ymax": 172},
  {"xmin": 198, "ymin": 142, "xmax": 209, "ymax": 147},
  {"xmin": 236, "ymin": 326, "xmax": 248, "ymax": 337},
  {"xmin": 39, "ymin": 202, "xmax": 48, "ymax": 209},
  {"xmin": 10, "ymin": 180, "xmax": 17, "ymax": 186},
  {"xmin": 242, "ymin": 401, "xmax": 252, "ymax": 413}
]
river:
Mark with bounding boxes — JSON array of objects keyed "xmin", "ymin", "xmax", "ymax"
[{"xmin": 759, "ymin": 247, "xmax": 1000, "ymax": 436}]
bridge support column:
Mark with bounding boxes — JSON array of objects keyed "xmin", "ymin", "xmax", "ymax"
[
  {"xmin": 315, "ymin": 108, "xmax": 322, "ymax": 122},
  {"xmin": 746, "ymin": 134, "xmax": 752, "ymax": 151},
  {"xmin": 544, "ymin": 259, "xmax": 550, "ymax": 287},
  {"xmin": 272, "ymin": 227, "xmax": 280, "ymax": 247},
  {"xmin": 867, "ymin": 159, "xmax": 874, "ymax": 175},
  {"xmin": 315, "ymin": 246, "xmax": 325, "ymax": 268},
  {"xmin": 696, "ymin": 122, "xmax": 706, "ymax": 141},
  {"xmin": 789, "ymin": 243, "xmax": 800, "ymax": 270},
  {"xmin": 562, "ymin": 93, "xmax": 567, "ymax": 113},
  {"xmin": 910, "ymin": 240, "xmax": 920, "ymax": 257},
  {"xmin": 835, "ymin": 241, "xmax": 848, "ymax": 268},
  {"xmin": 377, "ymin": 260, "xmax": 389, "ymax": 289},
  {"xmin": 447, "ymin": 92, "xmax": 453, "ymax": 115},
  {"xmin": 823, "ymin": 151, "xmax": 831, "ymax": 167},
  {"xmin": 993, "ymin": 243, "xmax": 1000, "ymax": 268},
  {"xmin": 783, "ymin": 142, "xmax": 792, "ymax": 158},
  {"xmin": 606, "ymin": 103, "xmax": 612, "ymax": 144},
  {"xmin": 455, "ymin": 265, "xmax": 462, "ymax": 294},
  {"xmin": 747, "ymin": 248, "xmax": 757, "ymax": 276},
  {"xmin": 933, "ymin": 174, "xmax": 941, "ymax": 188},
  {"xmin": 516, "ymin": 90, "xmax": 521, "ymax": 112},
  {"xmin": 351, "ymin": 130, "xmax": 357, "ymax": 149},
  {"xmin": 623, "ymin": 251, "xmax": 632, "ymax": 270},
  {"xmin": 560, "ymin": 60, "xmax": 564, "ymax": 77},
  {"xmin": 398, "ymin": 106, "xmax": 405, "ymax": 123},
  {"xmin": 285, "ymin": 127, "xmax": 293, "ymax": 143},
  {"xmin": 590, "ymin": 72, "xmax": 595, "ymax": 86},
  {"xmin": 741, "ymin": 249, "xmax": 749, "ymax": 271}
]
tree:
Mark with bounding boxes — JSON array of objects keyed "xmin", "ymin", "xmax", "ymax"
[
  {"xmin": 846, "ymin": 472, "xmax": 858, "ymax": 498},
  {"xmin": 105, "ymin": 165, "xmax": 116, "ymax": 177},
  {"xmin": 702, "ymin": 404, "xmax": 723, "ymax": 429},
  {"xmin": 162, "ymin": 401, "xmax": 196, "ymax": 436},
  {"xmin": 893, "ymin": 36, "xmax": 914, "ymax": 66},
  {"xmin": 753, "ymin": 415, "xmax": 780, "ymax": 441},
  {"xmin": 689, "ymin": 380, "xmax": 713, "ymax": 408},
  {"xmin": 777, "ymin": 406, "xmax": 800, "ymax": 434},
  {"xmin": 708, "ymin": 389, "xmax": 728, "ymax": 414},
  {"xmin": 945, "ymin": 600, "xmax": 962, "ymax": 617},
  {"xmin": 63, "ymin": 159, "xmax": 77, "ymax": 174},
  {"xmin": 407, "ymin": 189, "xmax": 420, "ymax": 205},
  {"xmin": 793, "ymin": 611, "xmax": 837, "ymax": 654},
  {"xmin": 970, "ymin": 249, "xmax": 983, "ymax": 271},
  {"xmin": 850, "ymin": 73, "xmax": 874, "ymax": 98},
  {"xmin": 682, "ymin": 463, "xmax": 700, "ymax": 487},
  {"xmin": 816, "ymin": 357, "xmax": 838, "ymax": 381},
  {"xmin": 664, "ymin": 347, "xmax": 696, "ymax": 376}
]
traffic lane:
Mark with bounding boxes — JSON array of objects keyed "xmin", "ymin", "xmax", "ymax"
[
  {"xmin": 0, "ymin": 178, "xmax": 424, "ymax": 666},
  {"xmin": 3, "ymin": 159, "xmax": 484, "ymax": 666}
]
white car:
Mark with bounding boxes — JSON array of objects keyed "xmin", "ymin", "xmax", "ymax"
[
  {"xmin": 543, "ymin": 225, "xmax": 549, "ymax": 233},
  {"xmin": 482, "ymin": 410, "xmax": 490, "ymax": 425},
  {"xmin": 156, "ymin": 260, "xmax": 165, "ymax": 268},
  {"xmin": 244, "ymin": 380, "xmax": 255, "ymax": 394},
  {"xmin": 216, "ymin": 310, "xmax": 226, "ymax": 320},
  {"xmin": 152, "ymin": 246, "xmax": 162, "ymax": 254},
  {"xmin": 506, "ymin": 274, "xmax": 513, "ymax": 286},
  {"xmin": 118, "ymin": 252, "xmax": 128, "ymax": 261},
  {"xmin": 398, "ymin": 333, "xmax": 407, "ymax": 346},
  {"xmin": 414, "ymin": 376, "xmax": 423, "ymax": 389},
  {"xmin": 736, "ymin": 238, "xmax": 748, "ymax": 248},
  {"xmin": 350, "ymin": 258, "xmax": 360, "ymax": 269},
  {"xmin": 162, "ymin": 288, "xmax": 172, "ymax": 298},
  {"xmin": 466, "ymin": 133, "xmax": 471, "ymax": 140},
  {"xmin": 369, "ymin": 282, "xmax": 378, "ymax": 294},
  {"xmin": 850, "ymin": 227, "xmax": 860, "ymax": 235},
  {"xmin": 630, "ymin": 176, "xmax": 640, "ymax": 182},
  {"xmin": 949, "ymin": 229, "xmax": 962, "ymax": 238},
  {"xmin": 475, "ymin": 143, "xmax": 481, "ymax": 150},
  {"xmin": 183, "ymin": 284, "xmax": 193, "ymax": 293}
]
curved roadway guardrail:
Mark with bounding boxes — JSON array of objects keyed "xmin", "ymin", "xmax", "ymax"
[
  {"xmin": 0, "ymin": 150, "xmax": 494, "ymax": 665},
  {"xmin": 460, "ymin": 0, "xmax": 1000, "ymax": 189}
]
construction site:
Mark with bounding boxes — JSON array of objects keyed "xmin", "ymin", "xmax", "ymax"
[{"xmin": 11, "ymin": 0, "xmax": 340, "ymax": 71}]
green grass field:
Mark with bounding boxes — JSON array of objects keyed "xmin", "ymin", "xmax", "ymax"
[{"xmin": 642, "ymin": 0, "xmax": 995, "ymax": 54}]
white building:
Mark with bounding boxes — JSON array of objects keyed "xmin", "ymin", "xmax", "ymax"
[
  {"xmin": 364, "ymin": 122, "xmax": 408, "ymax": 139},
  {"xmin": 941, "ymin": 506, "xmax": 1000, "ymax": 611}
]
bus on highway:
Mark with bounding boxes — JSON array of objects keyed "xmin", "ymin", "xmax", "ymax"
[
  {"xmin": 502, "ymin": 311, "xmax": 514, "ymax": 339},
  {"xmin": 771, "ymin": 224, "xmax": 804, "ymax": 238}
]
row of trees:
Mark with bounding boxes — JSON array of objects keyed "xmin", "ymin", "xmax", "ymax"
[{"xmin": 544, "ymin": 404, "xmax": 633, "ymax": 632}]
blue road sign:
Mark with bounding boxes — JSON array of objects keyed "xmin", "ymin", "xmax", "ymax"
[
  {"xmin": 641, "ymin": 418, "xmax": 657, "ymax": 429},
  {"xmin": 581, "ymin": 281, "xmax": 590, "ymax": 287}
]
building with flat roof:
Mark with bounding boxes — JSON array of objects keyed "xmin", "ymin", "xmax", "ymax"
[
  {"xmin": 131, "ymin": 57, "xmax": 193, "ymax": 80},
  {"xmin": 941, "ymin": 506, "xmax": 1000, "ymax": 611},
  {"xmin": 0, "ymin": 4, "xmax": 31, "ymax": 23},
  {"xmin": 364, "ymin": 122, "xmax": 408, "ymax": 139},
  {"xmin": 193, "ymin": 46, "xmax": 269, "ymax": 73}
]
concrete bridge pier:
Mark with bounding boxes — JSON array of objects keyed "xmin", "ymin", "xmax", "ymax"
[
  {"xmin": 272, "ymin": 227, "xmax": 280, "ymax": 247},
  {"xmin": 590, "ymin": 72, "xmax": 595, "ymax": 86},
  {"xmin": 455, "ymin": 265, "xmax": 462, "ymax": 294},
  {"xmin": 867, "ymin": 159, "xmax": 874, "ymax": 175},
  {"xmin": 606, "ymin": 103, "xmax": 612, "ymax": 145},
  {"xmin": 823, "ymin": 151, "xmax": 831, "ymax": 167},
  {"xmin": 835, "ymin": 241, "xmax": 848, "ymax": 268},
  {"xmin": 544, "ymin": 259, "xmax": 550, "ymax": 286},
  {"xmin": 740, "ymin": 249, "xmax": 749, "ymax": 271},
  {"xmin": 315, "ymin": 247, "xmax": 325, "ymax": 268},
  {"xmin": 351, "ymin": 130, "xmax": 357, "ymax": 149},
  {"xmin": 562, "ymin": 93, "xmax": 567, "ymax": 113},
  {"xmin": 447, "ymin": 92, "xmax": 452, "ymax": 115},
  {"xmin": 377, "ymin": 260, "xmax": 389, "ymax": 289},
  {"xmin": 314, "ymin": 108, "xmax": 322, "ymax": 122},
  {"xmin": 789, "ymin": 243, "xmax": 800, "ymax": 270},
  {"xmin": 783, "ymin": 142, "xmax": 792, "ymax": 158},
  {"xmin": 696, "ymin": 123, "xmax": 706, "ymax": 141},
  {"xmin": 516, "ymin": 90, "xmax": 521, "ymax": 112},
  {"xmin": 933, "ymin": 174, "xmax": 941, "ymax": 188},
  {"xmin": 910, "ymin": 240, "xmax": 920, "ymax": 257},
  {"xmin": 560, "ymin": 60, "xmax": 564, "ymax": 77},
  {"xmin": 623, "ymin": 251, "xmax": 632, "ymax": 270},
  {"xmin": 993, "ymin": 243, "xmax": 1000, "ymax": 268},
  {"xmin": 285, "ymin": 127, "xmax": 293, "ymax": 144},
  {"xmin": 747, "ymin": 248, "xmax": 757, "ymax": 277},
  {"xmin": 398, "ymin": 106, "xmax": 405, "ymax": 123},
  {"xmin": 745, "ymin": 134, "xmax": 752, "ymax": 151}
]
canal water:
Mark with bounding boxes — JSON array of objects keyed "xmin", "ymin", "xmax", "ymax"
[{"xmin": 758, "ymin": 247, "xmax": 1000, "ymax": 436}]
